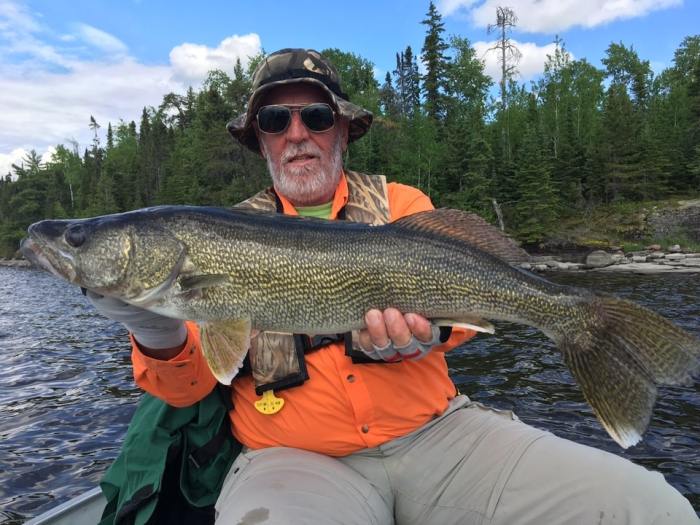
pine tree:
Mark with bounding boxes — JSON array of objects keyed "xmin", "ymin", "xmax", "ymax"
[
  {"xmin": 379, "ymin": 72, "xmax": 399, "ymax": 118},
  {"xmin": 393, "ymin": 47, "xmax": 421, "ymax": 118},
  {"xmin": 513, "ymin": 101, "xmax": 559, "ymax": 243},
  {"xmin": 441, "ymin": 36, "xmax": 492, "ymax": 203},
  {"xmin": 403, "ymin": 47, "xmax": 421, "ymax": 115},
  {"xmin": 686, "ymin": 54, "xmax": 700, "ymax": 188},
  {"xmin": 601, "ymin": 84, "xmax": 644, "ymax": 201},
  {"xmin": 421, "ymin": 1, "xmax": 449, "ymax": 122}
]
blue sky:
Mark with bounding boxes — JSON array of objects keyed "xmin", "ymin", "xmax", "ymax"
[{"xmin": 1, "ymin": 0, "xmax": 698, "ymax": 176}]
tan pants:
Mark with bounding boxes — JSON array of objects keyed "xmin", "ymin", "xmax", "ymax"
[{"xmin": 216, "ymin": 396, "xmax": 698, "ymax": 525}]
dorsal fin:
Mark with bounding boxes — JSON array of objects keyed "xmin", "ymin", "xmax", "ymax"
[{"xmin": 392, "ymin": 209, "xmax": 530, "ymax": 264}]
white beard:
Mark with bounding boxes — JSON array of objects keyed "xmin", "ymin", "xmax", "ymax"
[{"xmin": 264, "ymin": 135, "xmax": 344, "ymax": 206}]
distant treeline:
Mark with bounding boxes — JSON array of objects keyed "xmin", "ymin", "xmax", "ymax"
[{"xmin": 1, "ymin": 2, "xmax": 699, "ymax": 256}]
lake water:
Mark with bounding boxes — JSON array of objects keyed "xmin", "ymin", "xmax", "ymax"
[{"xmin": 0, "ymin": 266, "xmax": 698, "ymax": 523}]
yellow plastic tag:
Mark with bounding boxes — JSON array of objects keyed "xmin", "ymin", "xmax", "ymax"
[{"xmin": 254, "ymin": 390, "xmax": 285, "ymax": 415}]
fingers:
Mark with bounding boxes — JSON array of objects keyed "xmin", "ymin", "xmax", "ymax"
[
  {"xmin": 357, "ymin": 309, "xmax": 437, "ymax": 362},
  {"xmin": 384, "ymin": 309, "xmax": 412, "ymax": 347},
  {"xmin": 362, "ymin": 309, "xmax": 390, "ymax": 349},
  {"xmin": 404, "ymin": 313, "xmax": 433, "ymax": 343}
]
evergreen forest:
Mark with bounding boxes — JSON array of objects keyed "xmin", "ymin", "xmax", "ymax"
[{"xmin": 1, "ymin": 2, "xmax": 699, "ymax": 257}]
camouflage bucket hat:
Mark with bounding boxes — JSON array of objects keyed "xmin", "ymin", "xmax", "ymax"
[{"xmin": 227, "ymin": 48, "xmax": 373, "ymax": 152}]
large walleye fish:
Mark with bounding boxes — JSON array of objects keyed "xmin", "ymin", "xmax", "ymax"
[{"xmin": 20, "ymin": 205, "xmax": 699, "ymax": 448}]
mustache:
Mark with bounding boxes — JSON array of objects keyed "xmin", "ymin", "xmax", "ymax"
[{"xmin": 281, "ymin": 143, "xmax": 322, "ymax": 163}]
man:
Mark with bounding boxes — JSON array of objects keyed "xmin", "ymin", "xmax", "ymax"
[{"xmin": 89, "ymin": 49, "xmax": 697, "ymax": 524}]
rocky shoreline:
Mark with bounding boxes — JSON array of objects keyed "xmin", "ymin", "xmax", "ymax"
[
  {"xmin": 0, "ymin": 258, "xmax": 31, "ymax": 268},
  {"xmin": 524, "ymin": 246, "xmax": 700, "ymax": 274}
]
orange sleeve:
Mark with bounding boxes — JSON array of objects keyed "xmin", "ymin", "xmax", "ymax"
[
  {"xmin": 387, "ymin": 182, "xmax": 477, "ymax": 351},
  {"xmin": 432, "ymin": 326, "xmax": 476, "ymax": 353},
  {"xmin": 131, "ymin": 321, "xmax": 217, "ymax": 407},
  {"xmin": 387, "ymin": 182, "xmax": 435, "ymax": 219}
]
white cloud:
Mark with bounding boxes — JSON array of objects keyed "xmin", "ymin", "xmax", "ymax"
[
  {"xmin": 76, "ymin": 23, "xmax": 128, "ymax": 57},
  {"xmin": 170, "ymin": 33, "xmax": 261, "ymax": 82},
  {"xmin": 0, "ymin": 1, "xmax": 262, "ymax": 166},
  {"xmin": 0, "ymin": 60, "xmax": 181, "ymax": 155},
  {"xmin": 0, "ymin": 148, "xmax": 28, "ymax": 178},
  {"xmin": 0, "ymin": 0, "xmax": 72, "ymax": 68},
  {"xmin": 438, "ymin": 0, "xmax": 478, "ymax": 16},
  {"xmin": 0, "ymin": 146, "xmax": 55, "ymax": 179},
  {"xmin": 439, "ymin": 0, "xmax": 682, "ymax": 33},
  {"xmin": 473, "ymin": 40, "xmax": 564, "ymax": 81},
  {"xmin": 0, "ymin": 0, "xmax": 40, "ymax": 34}
]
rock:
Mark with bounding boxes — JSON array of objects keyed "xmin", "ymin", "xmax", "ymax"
[
  {"xmin": 547, "ymin": 261, "xmax": 575, "ymax": 270},
  {"xmin": 520, "ymin": 262, "xmax": 532, "ymax": 271},
  {"xmin": 669, "ymin": 244, "xmax": 682, "ymax": 253},
  {"xmin": 666, "ymin": 253, "xmax": 686, "ymax": 260},
  {"xmin": 647, "ymin": 251, "xmax": 665, "ymax": 259},
  {"xmin": 632, "ymin": 255, "xmax": 647, "ymax": 263},
  {"xmin": 0, "ymin": 259, "xmax": 30, "ymax": 267},
  {"xmin": 660, "ymin": 259, "xmax": 684, "ymax": 266},
  {"xmin": 648, "ymin": 201, "xmax": 700, "ymax": 243},
  {"xmin": 681, "ymin": 258, "xmax": 700, "ymax": 267},
  {"xmin": 595, "ymin": 262, "xmax": 699, "ymax": 274},
  {"xmin": 646, "ymin": 244, "xmax": 662, "ymax": 251},
  {"xmin": 534, "ymin": 264, "xmax": 548, "ymax": 272},
  {"xmin": 585, "ymin": 250, "xmax": 614, "ymax": 268}
]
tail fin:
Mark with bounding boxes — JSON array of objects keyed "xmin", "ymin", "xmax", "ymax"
[{"xmin": 558, "ymin": 295, "xmax": 699, "ymax": 448}]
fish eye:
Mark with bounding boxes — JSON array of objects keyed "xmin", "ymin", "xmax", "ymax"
[{"xmin": 64, "ymin": 225, "xmax": 86, "ymax": 248}]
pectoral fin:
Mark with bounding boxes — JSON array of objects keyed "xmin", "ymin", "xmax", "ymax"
[
  {"xmin": 432, "ymin": 315, "xmax": 495, "ymax": 334},
  {"xmin": 199, "ymin": 319, "xmax": 251, "ymax": 385}
]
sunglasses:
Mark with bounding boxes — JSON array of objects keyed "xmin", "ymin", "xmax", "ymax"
[{"xmin": 256, "ymin": 103, "xmax": 336, "ymax": 134}]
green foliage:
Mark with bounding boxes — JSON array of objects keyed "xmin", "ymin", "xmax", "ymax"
[
  {"xmin": 421, "ymin": 1, "xmax": 449, "ymax": 122},
  {"xmin": 1, "ymin": 8, "xmax": 698, "ymax": 257}
]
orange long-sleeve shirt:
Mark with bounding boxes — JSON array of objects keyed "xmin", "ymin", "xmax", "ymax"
[{"xmin": 132, "ymin": 174, "xmax": 475, "ymax": 456}]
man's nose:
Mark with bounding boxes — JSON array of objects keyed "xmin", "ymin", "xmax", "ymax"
[{"xmin": 285, "ymin": 111, "xmax": 310, "ymax": 143}]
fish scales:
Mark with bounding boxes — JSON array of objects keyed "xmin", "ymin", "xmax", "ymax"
[{"xmin": 155, "ymin": 209, "xmax": 556, "ymax": 333}]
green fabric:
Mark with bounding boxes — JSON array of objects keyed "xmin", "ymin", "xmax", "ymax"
[
  {"xmin": 99, "ymin": 387, "xmax": 239, "ymax": 525},
  {"xmin": 296, "ymin": 201, "xmax": 333, "ymax": 219}
]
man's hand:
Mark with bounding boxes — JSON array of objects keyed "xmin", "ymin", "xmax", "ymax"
[
  {"xmin": 356, "ymin": 308, "xmax": 442, "ymax": 362},
  {"xmin": 84, "ymin": 290, "xmax": 188, "ymax": 360}
]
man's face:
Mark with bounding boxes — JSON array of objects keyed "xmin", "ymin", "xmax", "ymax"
[{"xmin": 255, "ymin": 83, "xmax": 349, "ymax": 206}]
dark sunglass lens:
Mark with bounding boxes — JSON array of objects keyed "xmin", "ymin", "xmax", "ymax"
[
  {"xmin": 258, "ymin": 106, "xmax": 291, "ymax": 133},
  {"xmin": 301, "ymin": 104, "xmax": 335, "ymax": 132}
]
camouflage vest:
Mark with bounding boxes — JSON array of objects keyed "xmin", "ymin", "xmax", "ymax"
[{"xmin": 234, "ymin": 171, "xmax": 391, "ymax": 395}]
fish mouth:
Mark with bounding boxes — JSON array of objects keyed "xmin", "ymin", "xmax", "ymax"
[{"xmin": 20, "ymin": 234, "xmax": 77, "ymax": 282}]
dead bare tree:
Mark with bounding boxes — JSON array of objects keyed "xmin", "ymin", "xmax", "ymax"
[{"xmin": 487, "ymin": 6, "xmax": 521, "ymax": 161}]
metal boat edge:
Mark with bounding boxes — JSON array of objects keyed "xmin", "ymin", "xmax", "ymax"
[{"xmin": 25, "ymin": 487, "xmax": 105, "ymax": 525}]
